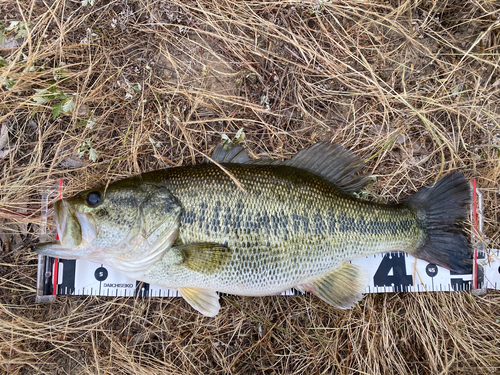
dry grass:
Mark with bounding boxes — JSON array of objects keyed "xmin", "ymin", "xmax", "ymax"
[{"xmin": 0, "ymin": 0, "xmax": 499, "ymax": 373}]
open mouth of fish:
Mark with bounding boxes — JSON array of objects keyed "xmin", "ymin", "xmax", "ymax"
[{"xmin": 35, "ymin": 200, "xmax": 98, "ymax": 259}]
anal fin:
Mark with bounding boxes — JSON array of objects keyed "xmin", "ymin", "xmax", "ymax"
[
  {"xmin": 178, "ymin": 287, "xmax": 220, "ymax": 317},
  {"xmin": 301, "ymin": 263, "xmax": 369, "ymax": 309}
]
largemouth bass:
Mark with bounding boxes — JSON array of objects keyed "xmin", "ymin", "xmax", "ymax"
[{"xmin": 35, "ymin": 143, "xmax": 471, "ymax": 316}]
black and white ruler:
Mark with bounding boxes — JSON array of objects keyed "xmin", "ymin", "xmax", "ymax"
[{"xmin": 36, "ymin": 180, "xmax": 500, "ymax": 302}]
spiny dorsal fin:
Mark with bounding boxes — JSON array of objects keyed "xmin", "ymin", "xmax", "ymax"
[
  {"xmin": 281, "ymin": 143, "xmax": 371, "ymax": 193},
  {"xmin": 210, "ymin": 142, "xmax": 252, "ymax": 164},
  {"xmin": 301, "ymin": 262, "xmax": 369, "ymax": 309},
  {"xmin": 178, "ymin": 287, "xmax": 220, "ymax": 317},
  {"xmin": 173, "ymin": 243, "xmax": 232, "ymax": 275}
]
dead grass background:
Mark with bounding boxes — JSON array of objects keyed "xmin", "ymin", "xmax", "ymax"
[{"xmin": 0, "ymin": 0, "xmax": 499, "ymax": 374}]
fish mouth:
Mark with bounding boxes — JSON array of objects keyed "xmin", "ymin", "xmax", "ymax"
[{"xmin": 35, "ymin": 199, "xmax": 97, "ymax": 259}]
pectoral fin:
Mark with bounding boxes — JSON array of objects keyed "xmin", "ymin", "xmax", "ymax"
[
  {"xmin": 302, "ymin": 262, "xmax": 369, "ymax": 309},
  {"xmin": 178, "ymin": 287, "xmax": 220, "ymax": 317},
  {"xmin": 172, "ymin": 243, "xmax": 232, "ymax": 275}
]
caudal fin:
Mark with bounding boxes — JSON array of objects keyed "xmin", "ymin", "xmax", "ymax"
[{"xmin": 405, "ymin": 172, "xmax": 472, "ymax": 274}]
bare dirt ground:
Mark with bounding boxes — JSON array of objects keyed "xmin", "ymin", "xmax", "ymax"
[{"xmin": 0, "ymin": 0, "xmax": 499, "ymax": 374}]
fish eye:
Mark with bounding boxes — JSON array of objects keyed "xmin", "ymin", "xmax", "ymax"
[{"xmin": 86, "ymin": 191, "xmax": 102, "ymax": 207}]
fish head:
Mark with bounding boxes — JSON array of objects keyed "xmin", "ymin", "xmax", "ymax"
[{"xmin": 35, "ymin": 181, "xmax": 182, "ymax": 275}]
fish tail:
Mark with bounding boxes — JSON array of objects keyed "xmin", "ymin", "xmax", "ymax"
[{"xmin": 405, "ymin": 172, "xmax": 472, "ymax": 274}]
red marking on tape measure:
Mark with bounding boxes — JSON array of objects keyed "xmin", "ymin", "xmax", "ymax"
[
  {"xmin": 473, "ymin": 179, "xmax": 477, "ymax": 290},
  {"xmin": 53, "ymin": 179, "xmax": 64, "ymax": 296}
]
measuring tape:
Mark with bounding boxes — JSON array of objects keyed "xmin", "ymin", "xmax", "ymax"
[{"xmin": 36, "ymin": 180, "xmax": 500, "ymax": 302}]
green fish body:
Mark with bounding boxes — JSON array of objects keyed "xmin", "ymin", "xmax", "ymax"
[{"xmin": 36, "ymin": 143, "xmax": 471, "ymax": 316}]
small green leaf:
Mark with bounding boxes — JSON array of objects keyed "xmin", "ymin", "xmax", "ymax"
[
  {"xmin": 77, "ymin": 139, "xmax": 91, "ymax": 157},
  {"xmin": 1, "ymin": 76, "xmax": 17, "ymax": 90},
  {"xmin": 5, "ymin": 21, "xmax": 20, "ymax": 32},
  {"xmin": 234, "ymin": 128, "xmax": 245, "ymax": 143},
  {"xmin": 5, "ymin": 21, "xmax": 30, "ymax": 39},
  {"xmin": 53, "ymin": 91, "xmax": 69, "ymax": 101},
  {"xmin": 15, "ymin": 25, "xmax": 29, "ymax": 39},
  {"xmin": 53, "ymin": 69, "xmax": 68, "ymax": 81},
  {"xmin": 76, "ymin": 138, "xmax": 98, "ymax": 162},
  {"xmin": 62, "ymin": 96, "xmax": 74, "ymax": 113},
  {"xmin": 52, "ymin": 102, "xmax": 64, "ymax": 119},
  {"xmin": 32, "ymin": 89, "xmax": 54, "ymax": 104},
  {"xmin": 86, "ymin": 117, "xmax": 96, "ymax": 129},
  {"xmin": 89, "ymin": 148, "xmax": 98, "ymax": 162},
  {"xmin": 33, "ymin": 88, "xmax": 68, "ymax": 104},
  {"xmin": 77, "ymin": 138, "xmax": 95, "ymax": 159},
  {"xmin": 0, "ymin": 56, "xmax": 9, "ymax": 68},
  {"xmin": 0, "ymin": 30, "xmax": 7, "ymax": 46}
]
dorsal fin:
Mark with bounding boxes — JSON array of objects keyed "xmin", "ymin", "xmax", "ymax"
[
  {"xmin": 210, "ymin": 141, "xmax": 371, "ymax": 193},
  {"xmin": 210, "ymin": 142, "xmax": 251, "ymax": 163},
  {"xmin": 281, "ymin": 143, "xmax": 371, "ymax": 193}
]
